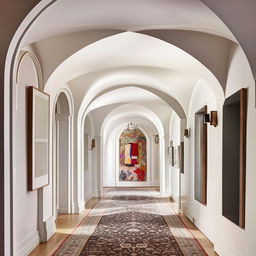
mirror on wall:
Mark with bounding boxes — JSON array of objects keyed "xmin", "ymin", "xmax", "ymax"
[
  {"xmin": 194, "ymin": 106, "xmax": 207, "ymax": 205},
  {"xmin": 222, "ymin": 88, "xmax": 247, "ymax": 228}
]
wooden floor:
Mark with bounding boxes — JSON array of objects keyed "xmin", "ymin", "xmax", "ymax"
[
  {"xmin": 169, "ymin": 199, "xmax": 218, "ymax": 256},
  {"xmin": 29, "ymin": 189, "xmax": 218, "ymax": 256},
  {"xmin": 29, "ymin": 198, "xmax": 100, "ymax": 256}
]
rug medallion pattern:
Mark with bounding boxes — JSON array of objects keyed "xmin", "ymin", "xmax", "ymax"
[{"xmin": 54, "ymin": 190, "xmax": 206, "ymax": 256}]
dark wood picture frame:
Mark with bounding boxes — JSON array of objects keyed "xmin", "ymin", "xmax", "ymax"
[
  {"xmin": 222, "ymin": 88, "xmax": 247, "ymax": 228},
  {"xmin": 168, "ymin": 140, "xmax": 174, "ymax": 167},
  {"xmin": 27, "ymin": 86, "xmax": 50, "ymax": 191},
  {"xmin": 194, "ymin": 106, "xmax": 207, "ymax": 205},
  {"xmin": 180, "ymin": 142, "xmax": 184, "ymax": 174}
]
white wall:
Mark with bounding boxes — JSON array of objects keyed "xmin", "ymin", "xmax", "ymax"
[
  {"xmin": 83, "ymin": 115, "xmax": 93, "ymax": 202},
  {"xmin": 14, "ymin": 52, "xmax": 40, "ymax": 255},
  {"xmin": 182, "ymin": 79, "xmax": 219, "ymax": 243},
  {"xmin": 56, "ymin": 116, "xmax": 70, "ymax": 213},
  {"xmin": 214, "ymin": 46, "xmax": 256, "ymax": 256},
  {"xmin": 169, "ymin": 112, "xmax": 181, "ymax": 202}
]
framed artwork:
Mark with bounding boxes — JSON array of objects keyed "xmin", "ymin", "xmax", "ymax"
[
  {"xmin": 168, "ymin": 146, "xmax": 174, "ymax": 166},
  {"xmin": 119, "ymin": 128, "xmax": 147, "ymax": 182},
  {"xmin": 194, "ymin": 106, "xmax": 207, "ymax": 205},
  {"xmin": 168, "ymin": 140, "xmax": 174, "ymax": 166},
  {"xmin": 222, "ymin": 88, "xmax": 247, "ymax": 228},
  {"xmin": 27, "ymin": 86, "xmax": 50, "ymax": 191},
  {"xmin": 180, "ymin": 142, "xmax": 184, "ymax": 173},
  {"xmin": 173, "ymin": 145, "xmax": 180, "ymax": 168}
]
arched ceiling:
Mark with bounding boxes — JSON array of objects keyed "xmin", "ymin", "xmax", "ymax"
[
  {"xmin": 100, "ymin": 103, "xmax": 164, "ymax": 138},
  {"xmin": 24, "ymin": 0, "xmax": 235, "ymax": 45},
  {"xmin": 201, "ymin": 0, "xmax": 256, "ymax": 78},
  {"xmin": 87, "ymin": 87, "xmax": 174, "ymax": 133},
  {"xmin": 87, "ymin": 86, "xmax": 170, "ymax": 111},
  {"xmin": 45, "ymin": 32, "xmax": 220, "ymax": 87},
  {"xmin": 20, "ymin": 0, "xmax": 251, "ymax": 129},
  {"xmin": 43, "ymin": 32, "xmax": 223, "ymax": 120}
]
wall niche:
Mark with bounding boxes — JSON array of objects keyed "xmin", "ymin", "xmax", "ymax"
[
  {"xmin": 194, "ymin": 106, "xmax": 207, "ymax": 205},
  {"xmin": 222, "ymin": 88, "xmax": 247, "ymax": 228}
]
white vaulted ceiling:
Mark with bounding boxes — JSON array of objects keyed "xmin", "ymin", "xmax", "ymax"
[
  {"xmin": 43, "ymin": 31, "xmax": 223, "ymax": 120},
  {"xmin": 24, "ymin": 0, "xmax": 235, "ymax": 45},
  {"xmin": 20, "ymin": 0, "xmax": 244, "ymax": 125}
]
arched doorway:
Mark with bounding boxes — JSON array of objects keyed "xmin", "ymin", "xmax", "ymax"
[{"xmin": 54, "ymin": 92, "xmax": 72, "ymax": 215}]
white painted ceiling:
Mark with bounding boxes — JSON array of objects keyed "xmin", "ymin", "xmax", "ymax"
[
  {"xmin": 24, "ymin": 0, "xmax": 236, "ymax": 123},
  {"xmin": 45, "ymin": 32, "xmax": 223, "ymax": 118},
  {"xmin": 25, "ymin": 0, "xmax": 235, "ymax": 45},
  {"xmin": 88, "ymin": 86, "xmax": 169, "ymax": 111}
]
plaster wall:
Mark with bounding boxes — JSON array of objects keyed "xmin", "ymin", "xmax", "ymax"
[
  {"xmin": 181, "ymin": 80, "xmax": 219, "ymax": 243},
  {"xmin": 169, "ymin": 112, "xmax": 181, "ymax": 202},
  {"xmin": 14, "ymin": 52, "xmax": 40, "ymax": 255},
  {"xmin": 214, "ymin": 45, "xmax": 256, "ymax": 256}
]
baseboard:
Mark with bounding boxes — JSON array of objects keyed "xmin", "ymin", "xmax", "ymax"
[
  {"xmin": 39, "ymin": 215, "xmax": 56, "ymax": 242},
  {"xmin": 73, "ymin": 200, "xmax": 85, "ymax": 213},
  {"xmin": 92, "ymin": 190, "xmax": 101, "ymax": 197},
  {"xmin": 182, "ymin": 208, "xmax": 195, "ymax": 224},
  {"xmin": 170, "ymin": 195, "xmax": 179, "ymax": 202},
  {"xmin": 84, "ymin": 191, "xmax": 94, "ymax": 203},
  {"xmin": 103, "ymin": 183, "xmax": 116, "ymax": 187},
  {"xmin": 58, "ymin": 207, "xmax": 69, "ymax": 214},
  {"xmin": 15, "ymin": 230, "xmax": 40, "ymax": 256},
  {"xmin": 214, "ymin": 236, "xmax": 242, "ymax": 256}
]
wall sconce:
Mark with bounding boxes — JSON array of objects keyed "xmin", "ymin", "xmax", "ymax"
[
  {"xmin": 184, "ymin": 128, "xmax": 190, "ymax": 138},
  {"xmin": 90, "ymin": 139, "xmax": 95, "ymax": 150},
  {"xmin": 210, "ymin": 111, "xmax": 218, "ymax": 127},
  {"xmin": 204, "ymin": 111, "xmax": 218, "ymax": 127},
  {"xmin": 155, "ymin": 135, "xmax": 159, "ymax": 144}
]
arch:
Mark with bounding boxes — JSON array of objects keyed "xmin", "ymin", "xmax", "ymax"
[
  {"xmin": 88, "ymin": 84, "xmax": 186, "ymax": 119},
  {"xmin": 100, "ymin": 104, "xmax": 165, "ymax": 194},
  {"xmin": 55, "ymin": 92, "xmax": 70, "ymax": 114},
  {"xmin": 45, "ymin": 31, "xmax": 225, "ymax": 110},
  {"xmin": 16, "ymin": 50, "xmax": 43, "ymax": 88},
  {"xmin": 4, "ymin": 2, "xmax": 255, "ymax": 255},
  {"xmin": 82, "ymin": 113, "xmax": 95, "ymax": 203},
  {"xmin": 52, "ymin": 89, "xmax": 73, "ymax": 217}
]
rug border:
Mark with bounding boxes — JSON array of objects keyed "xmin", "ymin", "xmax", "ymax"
[
  {"xmin": 52, "ymin": 191, "xmax": 210, "ymax": 256},
  {"xmin": 52, "ymin": 197, "xmax": 103, "ymax": 256}
]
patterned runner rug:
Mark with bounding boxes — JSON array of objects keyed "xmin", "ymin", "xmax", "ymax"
[{"xmin": 54, "ymin": 189, "xmax": 207, "ymax": 256}]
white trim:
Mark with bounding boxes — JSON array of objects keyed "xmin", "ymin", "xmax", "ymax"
[
  {"xmin": 73, "ymin": 201, "xmax": 85, "ymax": 214},
  {"xmin": 15, "ymin": 231, "xmax": 40, "ymax": 256},
  {"xmin": 58, "ymin": 208, "xmax": 70, "ymax": 214},
  {"xmin": 52, "ymin": 89, "xmax": 74, "ymax": 219},
  {"xmin": 81, "ymin": 114, "xmax": 94, "ymax": 208},
  {"xmin": 182, "ymin": 208, "xmax": 195, "ymax": 224},
  {"xmin": 214, "ymin": 236, "xmax": 242, "ymax": 256},
  {"xmin": 92, "ymin": 190, "xmax": 102, "ymax": 198},
  {"xmin": 38, "ymin": 215, "xmax": 56, "ymax": 243},
  {"xmin": 84, "ymin": 191, "xmax": 94, "ymax": 204}
]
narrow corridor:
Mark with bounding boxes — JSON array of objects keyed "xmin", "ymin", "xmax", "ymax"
[{"xmin": 31, "ymin": 189, "xmax": 216, "ymax": 256}]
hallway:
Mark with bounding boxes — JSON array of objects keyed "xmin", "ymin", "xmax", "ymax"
[
  {"xmin": 30, "ymin": 189, "xmax": 215, "ymax": 256},
  {"xmin": 3, "ymin": 1, "xmax": 256, "ymax": 256}
]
